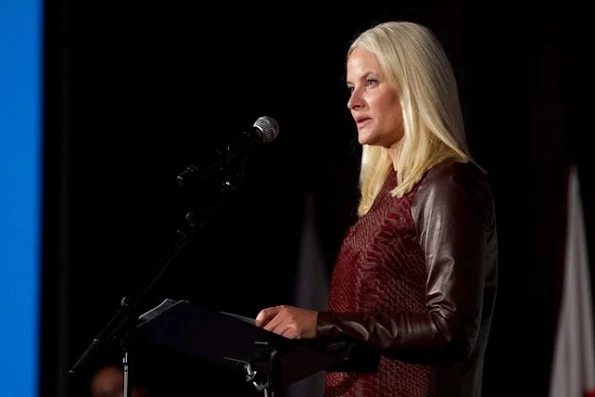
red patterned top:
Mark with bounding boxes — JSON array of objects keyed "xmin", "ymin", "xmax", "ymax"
[
  {"xmin": 319, "ymin": 160, "xmax": 498, "ymax": 397},
  {"xmin": 324, "ymin": 173, "xmax": 433, "ymax": 397}
]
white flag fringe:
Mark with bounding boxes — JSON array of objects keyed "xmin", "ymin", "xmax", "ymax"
[{"xmin": 549, "ymin": 166, "xmax": 595, "ymax": 397}]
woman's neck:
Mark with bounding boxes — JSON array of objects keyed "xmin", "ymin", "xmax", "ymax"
[{"xmin": 387, "ymin": 138, "xmax": 404, "ymax": 172}]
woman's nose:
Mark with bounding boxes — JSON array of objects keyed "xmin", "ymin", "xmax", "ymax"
[{"xmin": 347, "ymin": 91, "xmax": 363, "ymax": 110}]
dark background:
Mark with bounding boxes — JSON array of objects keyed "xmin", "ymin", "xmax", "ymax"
[{"xmin": 39, "ymin": 1, "xmax": 594, "ymax": 396}]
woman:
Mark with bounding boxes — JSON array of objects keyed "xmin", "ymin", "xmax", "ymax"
[{"xmin": 255, "ymin": 21, "xmax": 498, "ymax": 397}]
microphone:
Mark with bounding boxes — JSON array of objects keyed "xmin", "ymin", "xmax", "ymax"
[
  {"xmin": 225, "ymin": 115, "xmax": 279, "ymax": 154},
  {"xmin": 177, "ymin": 116, "xmax": 279, "ymax": 189}
]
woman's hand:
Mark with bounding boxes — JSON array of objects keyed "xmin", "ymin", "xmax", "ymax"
[{"xmin": 255, "ymin": 305, "xmax": 318, "ymax": 339}]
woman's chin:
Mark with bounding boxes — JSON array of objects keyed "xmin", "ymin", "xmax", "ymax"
[
  {"xmin": 358, "ymin": 134, "xmax": 376, "ymax": 146},
  {"xmin": 357, "ymin": 132, "xmax": 371, "ymax": 145}
]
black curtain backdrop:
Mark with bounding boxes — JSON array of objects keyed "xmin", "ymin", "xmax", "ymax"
[{"xmin": 40, "ymin": 1, "xmax": 594, "ymax": 397}]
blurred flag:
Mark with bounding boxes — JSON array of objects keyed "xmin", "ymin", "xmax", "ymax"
[
  {"xmin": 549, "ymin": 166, "xmax": 595, "ymax": 397},
  {"xmin": 286, "ymin": 192, "xmax": 329, "ymax": 397}
]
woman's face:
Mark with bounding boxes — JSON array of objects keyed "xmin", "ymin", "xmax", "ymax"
[{"xmin": 346, "ymin": 47, "xmax": 404, "ymax": 148}]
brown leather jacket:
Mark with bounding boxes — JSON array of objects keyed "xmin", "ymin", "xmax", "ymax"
[{"xmin": 316, "ymin": 159, "xmax": 498, "ymax": 397}]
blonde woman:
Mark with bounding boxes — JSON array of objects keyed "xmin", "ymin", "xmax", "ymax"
[{"xmin": 256, "ymin": 21, "xmax": 498, "ymax": 397}]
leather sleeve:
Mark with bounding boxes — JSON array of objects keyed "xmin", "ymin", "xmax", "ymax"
[{"xmin": 316, "ymin": 161, "xmax": 494, "ymax": 367}]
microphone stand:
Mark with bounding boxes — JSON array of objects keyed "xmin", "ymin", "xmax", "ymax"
[
  {"xmin": 69, "ymin": 145, "xmax": 253, "ymax": 397},
  {"xmin": 176, "ymin": 129, "xmax": 265, "ymax": 190}
]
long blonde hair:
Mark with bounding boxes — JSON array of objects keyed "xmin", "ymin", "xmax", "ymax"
[{"xmin": 350, "ymin": 21, "xmax": 474, "ymax": 216}]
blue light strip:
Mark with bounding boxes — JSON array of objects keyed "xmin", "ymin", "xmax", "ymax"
[{"xmin": 0, "ymin": 0, "xmax": 43, "ymax": 395}]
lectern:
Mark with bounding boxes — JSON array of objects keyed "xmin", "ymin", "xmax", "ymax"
[{"xmin": 135, "ymin": 299, "xmax": 352, "ymax": 397}]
